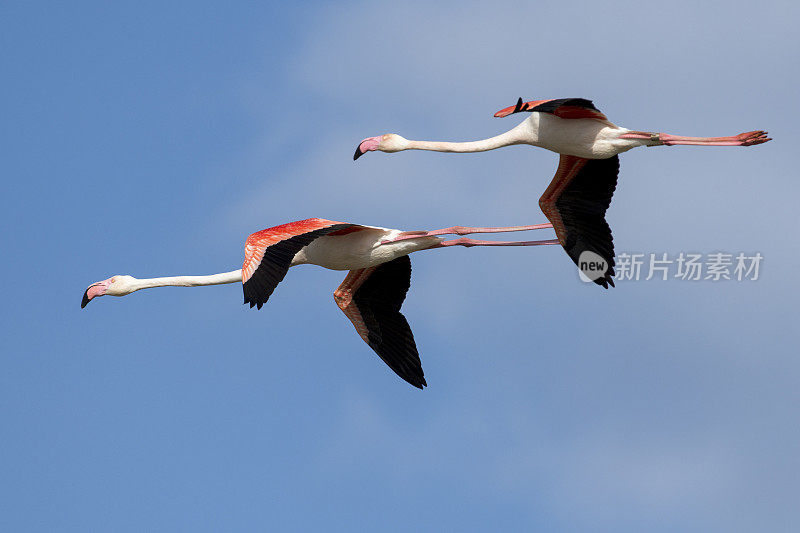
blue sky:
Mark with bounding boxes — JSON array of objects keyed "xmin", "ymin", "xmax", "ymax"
[{"xmin": 2, "ymin": 1, "xmax": 798, "ymax": 531}]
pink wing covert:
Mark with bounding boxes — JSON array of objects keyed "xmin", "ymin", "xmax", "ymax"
[
  {"xmin": 242, "ymin": 218, "xmax": 359, "ymax": 308},
  {"xmin": 494, "ymin": 97, "xmax": 608, "ymax": 121}
]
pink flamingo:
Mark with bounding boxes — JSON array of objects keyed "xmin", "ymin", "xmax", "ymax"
[
  {"xmin": 82, "ymin": 218, "xmax": 556, "ymax": 388},
  {"xmin": 354, "ymin": 97, "xmax": 771, "ymax": 288}
]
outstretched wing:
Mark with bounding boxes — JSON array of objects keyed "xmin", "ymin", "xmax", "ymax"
[
  {"xmin": 539, "ymin": 155, "xmax": 619, "ymax": 288},
  {"xmin": 242, "ymin": 218, "xmax": 356, "ymax": 309},
  {"xmin": 335, "ymin": 256, "xmax": 425, "ymax": 389},
  {"xmin": 494, "ymin": 97, "xmax": 608, "ymax": 121}
]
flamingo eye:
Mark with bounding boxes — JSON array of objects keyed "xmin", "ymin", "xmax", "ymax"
[{"xmin": 110, "ymin": 277, "xmax": 117, "ymax": 283}]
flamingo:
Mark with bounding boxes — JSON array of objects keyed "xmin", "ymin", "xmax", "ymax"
[
  {"xmin": 81, "ymin": 218, "xmax": 557, "ymax": 388},
  {"xmin": 354, "ymin": 97, "xmax": 772, "ymax": 288}
]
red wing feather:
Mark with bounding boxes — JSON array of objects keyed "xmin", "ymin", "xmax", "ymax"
[
  {"xmin": 242, "ymin": 218, "xmax": 359, "ymax": 309},
  {"xmin": 494, "ymin": 98, "xmax": 553, "ymax": 118},
  {"xmin": 550, "ymin": 106, "xmax": 608, "ymax": 120},
  {"xmin": 243, "ymin": 218, "xmax": 343, "ymax": 283}
]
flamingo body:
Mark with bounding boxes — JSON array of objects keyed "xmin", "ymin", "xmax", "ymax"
[
  {"xmin": 243, "ymin": 218, "xmax": 440, "ymax": 274},
  {"xmin": 294, "ymin": 226, "xmax": 440, "ymax": 270},
  {"xmin": 513, "ymin": 113, "xmax": 641, "ymax": 159}
]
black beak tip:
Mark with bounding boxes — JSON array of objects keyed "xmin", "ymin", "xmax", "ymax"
[
  {"xmin": 353, "ymin": 146, "xmax": 364, "ymax": 161},
  {"xmin": 81, "ymin": 290, "xmax": 90, "ymax": 308}
]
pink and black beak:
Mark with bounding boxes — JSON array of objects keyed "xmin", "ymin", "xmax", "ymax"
[
  {"xmin": 353, "ymin": 136, "xmax": 381, "ymax": 160},
  {"xmin": 81, "ymin": 289, "xmax": 92, "ymax": 308},
  {"xmin": 81, "ymin": 280, "xmax": 109, "ymax": 308}
]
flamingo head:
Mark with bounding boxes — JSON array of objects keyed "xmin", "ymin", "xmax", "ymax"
[
  {"xmin": 81, "ymin": 275, "xmax": 137, "ymax": 308},
  {"xmin": 353, "ymin": 134, "xmax": 408, "ymax": 160}
]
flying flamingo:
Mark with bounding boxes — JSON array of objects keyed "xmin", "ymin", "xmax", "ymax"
[
  {"xmin": 81, "ymin": 218, "xmax": 557, "ymax": 388},
  {"xmin": 354, "ymin": 97, "xmax": 771, "ymax": 288}
]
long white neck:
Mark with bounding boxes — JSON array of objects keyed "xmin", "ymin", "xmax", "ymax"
[
  {"xmin": 405, "ymin": 121, "xmax": 529, "ymax": 153},
  {"xmin": 132, "ymin": 270, "xmax": 242, "ymax": 291}
]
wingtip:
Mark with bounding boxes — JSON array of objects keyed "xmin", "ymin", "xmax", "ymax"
[
  {"xmin": 493, "ymin": 96, "xmax": 529, "ymax": 118},
  {"xmin": 597, "ymin": 275, "xmax": 615, "ymax": 289}
]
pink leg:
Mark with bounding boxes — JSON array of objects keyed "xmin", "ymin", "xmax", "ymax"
[
  {"xmin": 430, "ymin": 237, "xmax": 560, "ymax": 248},
  {"xmin": 384, "ymin": 223, "xmax": 553, "ymax": 244},
  {"xmin": 620, "ymin": 130, "xmax": 771, "ymax": 147}
]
